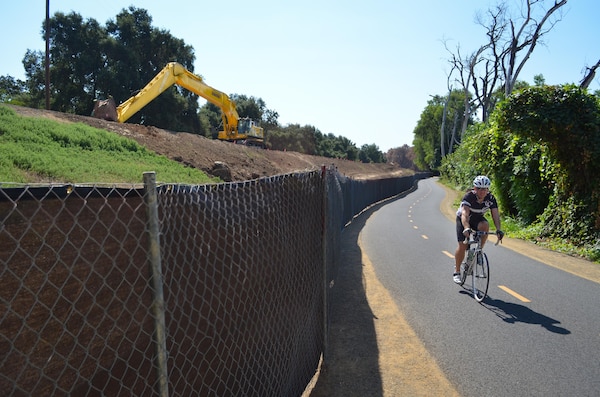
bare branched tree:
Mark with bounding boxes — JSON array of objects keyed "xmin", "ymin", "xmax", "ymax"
[
  {"xmin": 502, "ymin": 0, "xmax": 567, "ymax": 96},
  {"xmin": 445, "ymin": 0, "xmax": 568, "ymax": 131},
  {"xmin": 472, "ymin": 5, "xmax": 505, "ymax": 122},
  {"xmin": 444, "ymin": 42, "xmax": 486, "ymax": 137},
  {"xmin": 580, "ymin": 59, "xmax": 600, "ymax": 89},
  {"xmin": 439, "ymin": 82, "xmax": 450, "ymax": 157}
]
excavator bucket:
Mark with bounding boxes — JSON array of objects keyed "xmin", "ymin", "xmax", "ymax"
[{"xmin": 92, "ymin": 98, "xmax": 118, "ymax": 121}]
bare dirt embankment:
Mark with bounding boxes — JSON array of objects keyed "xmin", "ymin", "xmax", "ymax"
[{"xmin": 9, "ymin": 105, "xmax": 408, "ymax": 182}]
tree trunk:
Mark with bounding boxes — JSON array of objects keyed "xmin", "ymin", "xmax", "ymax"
[{"xmin": 580, "ymin": 59, "xmax": 600, "ymax": 89}]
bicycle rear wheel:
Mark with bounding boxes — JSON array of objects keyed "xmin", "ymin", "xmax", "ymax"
[{"xmin": 473, "ymin": 252, "xmax": 489, "ymax": 302}]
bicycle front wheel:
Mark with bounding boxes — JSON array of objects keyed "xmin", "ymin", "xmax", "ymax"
[
  {"xmin": 459, "ymin": 261, "xmax": 468, "ymax": 286},
  {"xmin": 473, "ymin": 252, "xmax": 490, "ymax": 302}
]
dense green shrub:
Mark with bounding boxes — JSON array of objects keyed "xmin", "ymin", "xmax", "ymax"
[
  {"xmin": 441, "ymin": 85, "xmax": 600, "ymax": 255},
  {"xmin": 443, "ymin": 85, "xmax": 600, "ymax": 247},
  {"xmin": 496, "ymin": 85, "xmax": 600, "ymax": 243},
  {"xmin": 482, "ymin": 120, "xmax": 554, "ymax": 223}
]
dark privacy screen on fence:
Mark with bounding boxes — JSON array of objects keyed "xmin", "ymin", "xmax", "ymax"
[
  {"xmin": 0, "ymin": 169, "xmax": 429, "ymax": 396},
  {"xmin": 156, "ymin": 172, "xmax": 326, "ymax": 396}
]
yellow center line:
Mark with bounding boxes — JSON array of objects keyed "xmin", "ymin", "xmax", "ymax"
[
  {"xmin": 421, "ymin": 235, "xmax": 429, "ymax": 240},
  {"xmin": 498, "ymin": 285, "xmax": 531, "ymax": 302},
  {"xmin": 442, "ymin": 250, "xmax": 454, "ymax": 258}
]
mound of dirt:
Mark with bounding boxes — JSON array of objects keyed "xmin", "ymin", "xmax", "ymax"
[{"xmin": 9, "ymin": 105, "xmax": 409, "ymax": 182}]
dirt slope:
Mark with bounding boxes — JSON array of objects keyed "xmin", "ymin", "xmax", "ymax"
[{"xmin": 9, "ymin": 105, "xmax": 408, "ymax": 182}]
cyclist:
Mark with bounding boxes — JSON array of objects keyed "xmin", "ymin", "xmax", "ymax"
[{"xmin": 453, "ymin": 175, "xmax": 504, "ymax": 283}]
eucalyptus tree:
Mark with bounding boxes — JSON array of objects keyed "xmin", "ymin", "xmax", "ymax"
[
  {"xmin": 502, "ymin": 0, "xmax": 567, "ymax": 95},
  {"xmin": 413, "ymin": 90, "xmax": 474, "ymax": 170},
  {"xmin": 580, "ymin": 59, "xmax": 600, "ymax": 89},
  {"xmin": 446, "ymin": 0, "xmax": 567, "ymax": 128}
]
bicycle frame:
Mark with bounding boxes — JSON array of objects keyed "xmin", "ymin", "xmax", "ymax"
[{"xmin": 460, "ymin": 230, "xmax": 499, "ymax": 302}]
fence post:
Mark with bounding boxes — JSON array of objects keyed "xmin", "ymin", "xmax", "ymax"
[
  {"xmin": 320, "ymin": 165, "xmax": 329, "ymax": 364},
  {"xmin": 143, "ymin": 172, "xmax": 169, "ymax": 397}
]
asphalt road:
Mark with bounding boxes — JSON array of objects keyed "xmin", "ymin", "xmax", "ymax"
[{"xmin": 360, "ymin": 178, "xmax": 600, "ymax": 397}]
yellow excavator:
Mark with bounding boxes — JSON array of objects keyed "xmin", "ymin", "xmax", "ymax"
[{"xmin": 92, "ymin": 62, "xmax": 264, "ymax": 146}]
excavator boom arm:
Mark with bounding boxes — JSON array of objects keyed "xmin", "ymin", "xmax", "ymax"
[
  {"xmin": 116, "ymin": 62, "xmax": 239, "ymax": 134},
  {"xmin": 93, "ymin": 62, "xmax": 263, "ymax": 144}
]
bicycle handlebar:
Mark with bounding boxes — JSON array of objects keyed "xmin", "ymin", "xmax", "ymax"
[{"xmin": 463, "ymin": 230, "xmax": 503, "ymax": 246}]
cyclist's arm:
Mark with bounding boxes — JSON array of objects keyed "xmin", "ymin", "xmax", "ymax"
[
  {"xmin": 490, "ymin": 207, "xmax": 501, "ymax": 231},
  {"xmin": 461, "ymin": 205, "xmax": 471, "ymax": 235}
]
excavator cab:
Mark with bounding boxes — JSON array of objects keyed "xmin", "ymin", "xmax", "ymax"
[
  {"xmin": 237, "ymin": 118, "xmax": 253, "ymax": 135},
  {"xmin": 237, "ymin": 117, "xmax": 265, "ymax": 147}
]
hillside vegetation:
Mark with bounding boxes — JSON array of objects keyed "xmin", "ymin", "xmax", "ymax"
[
  {"xmin": 441, "ymin": 85, "xmax": 600, "ymax": 263},
  {"xmin": 0, "ymin": 105, "xmax": 218, "ymax": 184},
  {"xmin": 1, "ymin": 105, "xmax": 408, "ymax": 185}
]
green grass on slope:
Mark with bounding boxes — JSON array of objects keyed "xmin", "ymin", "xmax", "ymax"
[{"xmin": 0, "ymin": 105, "xmax": 218, "ymax": 184}]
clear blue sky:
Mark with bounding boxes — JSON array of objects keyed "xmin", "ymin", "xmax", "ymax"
[{"xmin": 1, "ymin": 1, "xmax": 598, "ymax": 152}]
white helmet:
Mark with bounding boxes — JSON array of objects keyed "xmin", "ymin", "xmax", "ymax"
[{"xmin": 473, "ymin": 175, "xmax": 491, "ymax": 189}]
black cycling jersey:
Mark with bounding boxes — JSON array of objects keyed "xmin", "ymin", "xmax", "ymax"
[
  {"xmin": 456, "ymin": 190, "xmax": 498, "ymax": 218},
  {"xmin": 455, "ymin": 190, "xmax": 498, "ymax": 241}
]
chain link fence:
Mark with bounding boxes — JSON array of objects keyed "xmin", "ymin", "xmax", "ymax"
[{"xmin": 1, "ymin": 168, "xmax": 429, "ymax": 396}]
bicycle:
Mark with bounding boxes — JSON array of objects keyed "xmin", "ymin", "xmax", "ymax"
[{"xmin": 459, "ymin": 230, "xmax": 501, "ymax": 302}]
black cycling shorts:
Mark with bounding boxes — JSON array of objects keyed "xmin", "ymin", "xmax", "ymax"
[{"xmin": 455, "ymin": 215, "xmax": 488, "ymax": 242}]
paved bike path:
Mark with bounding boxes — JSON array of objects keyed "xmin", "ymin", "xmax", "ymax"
[{"xmin": 306, "ymin": 178, "xmax": 599, "ymax": 396}]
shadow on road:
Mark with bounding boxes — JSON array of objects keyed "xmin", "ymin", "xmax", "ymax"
[
  {"xmin": 308, "ymin": 184, "xmax": 459, "ymax": 397},
  {"xmin": 481, "ymin": 296, "xmax": 571, "ymax": 335},
  {"xmin": 308, "ymin": 203, "xmax": 384, "ymax": 397}
]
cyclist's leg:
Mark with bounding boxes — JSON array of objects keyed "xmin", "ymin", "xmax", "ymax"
[
  {"xmin": 476, "ymin": 219, "xmax": 490, "ymax": 248},
  {"xmin": 454, "ymin": 216, "xmax": 467, "ymax": 274}
]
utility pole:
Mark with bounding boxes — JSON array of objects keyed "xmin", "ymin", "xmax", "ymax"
[{"xmin": 45, "ymin": 0, "xmax": 50, "ymax": 110}]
